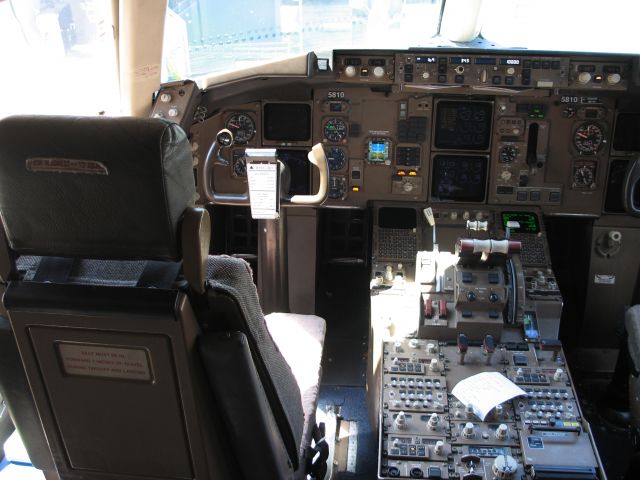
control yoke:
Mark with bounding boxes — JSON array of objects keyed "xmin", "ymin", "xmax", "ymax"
[
  {"xmin": 202, "ymin": 129, "xmax": 329, "ymax": 206},
  {"xmin": 623, "ymin": 157, "xmax": 640, "ymax": 217}
]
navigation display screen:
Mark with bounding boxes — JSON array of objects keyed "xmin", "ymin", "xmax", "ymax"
[
  {"xmin": 501, "ymin": 211, "xmax": 540, "ymax": 233},
  {"xmin": 434, "ymin": 101, "xmax": 492, "ymax": 150},
  {"xmin": 264, "ymin": 103, "xmax": 311, "ymax": 141},
  {"xmin": 431, "ymin": 155, "xmax": 487, "ymax": 202}
]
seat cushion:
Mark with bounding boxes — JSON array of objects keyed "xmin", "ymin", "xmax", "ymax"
[{"xmin": 265, "ymin": 312, "xmax": 326, "ymax": 454}]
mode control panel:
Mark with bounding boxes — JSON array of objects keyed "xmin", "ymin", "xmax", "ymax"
[{"xmin": 396, "ymin": 54, "xmax": 570, "ymax": 88}]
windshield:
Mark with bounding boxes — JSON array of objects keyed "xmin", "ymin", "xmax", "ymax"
[
  {"xmin": 164, "ymin": 0, "xmax": 640, "ymax": 81},
  {"xmin": 0, "ymin": 0, "xmax": 119, "ymax": 117},
  {"xmin": 163, "ymin": 0, "xmax": 444, "ymax": 81}
]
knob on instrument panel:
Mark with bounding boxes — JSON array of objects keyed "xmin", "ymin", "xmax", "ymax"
[
  {"xmin": 492, "ymin": 454, "xmax": 518, "ymax": 479},
  {"xmin": 395, "ymin": 411, "xmax": 407, "ymax": 430},
  {"xmin": 462, "ymin": 422, "xmax": 475, "ymax": 438}
]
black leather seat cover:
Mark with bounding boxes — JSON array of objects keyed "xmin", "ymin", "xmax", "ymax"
[{"xmin": 0, "ymin": 115, "xmax": 195, "ymax": 260}]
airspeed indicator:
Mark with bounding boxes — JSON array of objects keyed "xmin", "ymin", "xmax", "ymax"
[{"xmin": 323, "ymin": 118, "xmax": 348, "ymax": 143}]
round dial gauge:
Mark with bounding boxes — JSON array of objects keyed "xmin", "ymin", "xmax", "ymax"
[
  {"xmin": 328, "ymin": 175, "xmax": 347, "ymax": 200},
  {"xmin": 573, "ymin": 165, "xmax": 595, "ymax": 187},
  {"xmin": 499, "ymin": 145, "xmax": 518, "ymax": 163},
  {"xmin": 225, "ymin": 113, "xmax": 256, "ymax": 144},
  {"xmin": 327, "ymin": 147, "xmax": 347, "ymax": 171},
  {"xmin": 323, "ymin": 118, "xmax": 348, "ymax": 143},
  {"xmin": 573, "ymin": 123, "xmax": 603, "ymax": 154}
]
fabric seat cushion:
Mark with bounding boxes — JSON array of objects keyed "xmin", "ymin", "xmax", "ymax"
[{"xmin": 265, "ymin": 312, "xmax": 326, "ymax": 453}]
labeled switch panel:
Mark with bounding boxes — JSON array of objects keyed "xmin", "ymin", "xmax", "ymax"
[{"xmin": 378, "ymin": 339, "xmax": 605, "ymax": 479}]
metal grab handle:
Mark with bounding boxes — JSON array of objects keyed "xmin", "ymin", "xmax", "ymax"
[
  {"xmin": 623, "ymin": 157, "xmax": 640, "ymax": 217},
  {"xmin": 286, "ymin": 143, "xmax": 329, "ymax": 205},
  {"xmin": 202, "ymin": 130, "xmax": 250, "ymax": 205}
]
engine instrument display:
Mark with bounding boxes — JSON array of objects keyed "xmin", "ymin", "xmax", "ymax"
[
  {"xmin": 573, "ymin": 123, "xmax": 604, "ymax": 154},
  {"xmin": 431, "ymin": 155, "xmax": 488, "ymax": 202},
  {"xmin": 225, "ymin": 113, "xmax": 255, "ymax": 144},
  {"xmin": 323, "ymin": 117, "xmax": 348, "ymax": 142},
  {"xmin": 434, "ymin": 101, "xmax": 493, "ymax": 150},
  {"xmin": 326, "ymin": 147, "xmax": 347, "ymax": 171}
]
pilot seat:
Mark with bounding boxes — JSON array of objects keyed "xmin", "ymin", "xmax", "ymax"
[{"xmin": 0, "ymin": 115, "xmax": 327, "ymax": 480}]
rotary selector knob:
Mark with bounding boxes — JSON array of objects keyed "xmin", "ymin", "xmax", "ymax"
[
  {"xmin": 427, "ymin": 343, "xmax": 437, "ymax": 354},
  {"xmin": 429, "ymin": 358, "xmax": 440, "ymax": 372},
  {"xmin": 465, "ymin": 404, "xmax": 475, "ymax": 419},
  {"xmin": 607, "ymin": 73, "xmax": 621, "ymax": 85},
  {"xmin": 434, "ymin": 440, "xmax": 444, "ymax": 455},
  {"xmin": 554, "ymin": 368, "xmax": 564, "ymax": 382},
  {"xmin": 395, "ymin": 411, "xmax": 407, "ymax": 430},
  {"xmin": 489, "ymin": 292, "xmax": 499, "ymax": 303},
  {"xmin": 373, "ymin": 66, "xmax": 385, "ymax": 78},
  {"xmin": 462, "ymin": 422, "xmax": 475, "ymax": 438},
  {"xmin": 466, "ymin": 291, "xmax": 477, "ymax": 301},
  {"xmin": 427, "ymin": 413, "xmax": 440, "ymax": 431},
  {"xmin": 578, "ymin": 72, "xmax": 592, "ymax": 84},
  {"xmin": 168, "ymin": 107, "xmax": 179, "ymax": 117},
  {"xmin": 495, "ymin": 423, "xmax": 509, "ymax": 440},
  {"xmin": 492, "ymin": 454, "xmax": 518, "ymax": 479},
  {"xmin": 159, "ymin": 92, "xmax": 172, "ymax": 103},
  {"xmin": 409, "ymin": 339, "xmax": 420, "ymax": 349},
  {"xmin": 495, "ymin": 404, "xmax": 504, "ymax": 417},
  {"xmin": 403, "ymin": 181, "xmax": 414, "ymax": 192},
  {"xmin": 344, "ymin": 65, "xmax": 357, "ymax": 78}
]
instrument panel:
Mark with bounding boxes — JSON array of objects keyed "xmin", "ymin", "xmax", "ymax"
[{"xmin": 186, "ymin": 49, "xmax": 639, "ymax": 216}]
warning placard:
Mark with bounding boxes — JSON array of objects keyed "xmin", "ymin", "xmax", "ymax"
[{"xmin": 57, "ymin": 343, "xmax": 152, "ymax": 382}]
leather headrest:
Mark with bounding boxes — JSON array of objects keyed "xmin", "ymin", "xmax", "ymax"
[{"xmin": 0, "ymin": 115, "xmax": 196, "ymax": 261}]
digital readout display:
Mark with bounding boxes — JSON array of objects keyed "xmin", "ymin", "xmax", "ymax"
[
  {"xmin": 500, "ymin": 58, "xmax": 521, "ymax": 65},
  {"xmin": 501, "ymin": 211, "xmax": 540, "ymax": 233},
  {"xmin": 416, "ymin": 56, "xmax": 437, "ymax": 63},
  {"xmin": 449, "ymin": 57, "xmax": 471, "ymax": 65},
  {"xmin": 475, "ymin": 58, "xmax": 497, "ymax": 65},
  {"xmin": 434, "ymin": 101, "xmax": 493, "ymax": 150}
]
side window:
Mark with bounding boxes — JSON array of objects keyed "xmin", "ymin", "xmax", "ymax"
[{"xmin": 0, "ymin": 0, "xmax": 119, "ymax": 117}]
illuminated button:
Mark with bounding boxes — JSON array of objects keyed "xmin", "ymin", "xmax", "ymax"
[
  {"xmin": 578, "ymin": 72, "xmax": 592, "ymax": 84},
  {"xmin": 607, "ymin": 73, "xmax": 621, "ymax": 85},
  {"xmin": 344, "ymin": 65, "xmax": 357, "ymax": 77},
  {"xmin": 351, "ymin": 186, "xmax": 360, "ymax": 192}
]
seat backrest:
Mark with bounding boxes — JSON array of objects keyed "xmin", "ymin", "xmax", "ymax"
[{"xmin": 0, "ymin": 115, "xmax": 304, "ymax": 479}]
